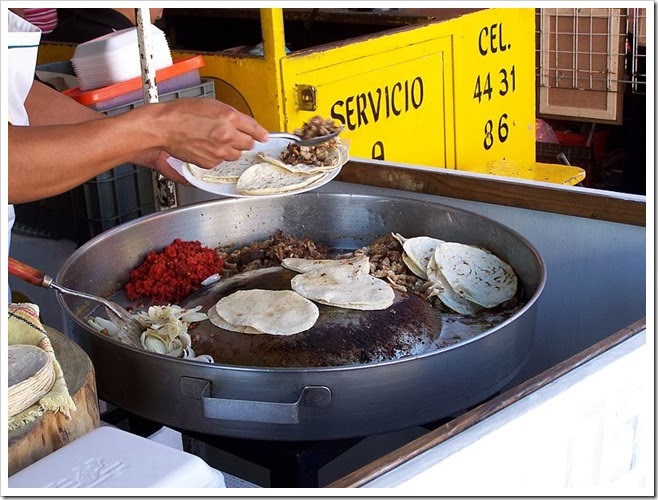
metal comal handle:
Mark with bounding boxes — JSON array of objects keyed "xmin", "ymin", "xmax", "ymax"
[{"xmin": 180, "ymin": 377, "xmax": 332, "ymax": 424}]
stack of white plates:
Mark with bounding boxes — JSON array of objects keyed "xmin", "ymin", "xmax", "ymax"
[{"xmin": 72, "ymin": 25, "xmax": 172, "ymax": 91}]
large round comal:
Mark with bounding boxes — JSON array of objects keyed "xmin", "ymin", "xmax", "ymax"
[{"xmin": 57, "ymin": 193, "xmax": 546, "ymax": 441}]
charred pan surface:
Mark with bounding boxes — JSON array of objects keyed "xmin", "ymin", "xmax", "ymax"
[{"xmin": 188, "ymin": 267, "xmax": 441, "ymax": 368}]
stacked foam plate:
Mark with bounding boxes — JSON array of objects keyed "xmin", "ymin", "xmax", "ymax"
[{"xmin": 72, "ymin": 25, "xmax": 172, "ymax": 91}]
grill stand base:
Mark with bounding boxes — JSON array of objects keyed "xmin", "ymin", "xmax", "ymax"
[{"xmin": 183, "ymin": 432, "xmax": 364, "ymax": 488}]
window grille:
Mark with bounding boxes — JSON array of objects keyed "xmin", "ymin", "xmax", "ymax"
[{"xmin": 536, "ymin": 8, "xmax": 646, "ymax": 96}]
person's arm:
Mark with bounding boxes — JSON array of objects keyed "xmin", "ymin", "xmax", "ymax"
[
  {"xmin": 23, "ymin": 78, "xmax": 104, "ymax": 126},
  {"xmin": 10, "ymin": 81, "xmax": 269, "ymax": 204}
]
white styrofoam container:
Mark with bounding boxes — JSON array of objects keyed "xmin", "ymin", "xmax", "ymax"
[
  {"xmin": 8, "ymin": 426, "xmax": 225, "ymax": 489},
  {"xmin": 72, "ymin": 26, "xmax": 172, "ymax": 91}
]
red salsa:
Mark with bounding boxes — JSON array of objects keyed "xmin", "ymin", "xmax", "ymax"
[{"xmin": 124, "ymin": 238, "xmax": 223, "ymax": 305}]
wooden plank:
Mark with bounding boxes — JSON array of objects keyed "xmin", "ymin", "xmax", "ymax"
[
  {"xmin": 328, "ymin": 318, "xmax": 646, "ymax": 488},
  {"xmin": 337, "ymin": 160, "xmax": 646, "ymax": 227}
]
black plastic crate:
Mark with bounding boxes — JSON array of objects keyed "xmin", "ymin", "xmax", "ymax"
[
  {"xmin": 14, "ymin": 164, "xmax": 155, "ymax": 244},
  {"xmin": 14, "ymin": 79, "xmax": 215, "ymax": 245}
]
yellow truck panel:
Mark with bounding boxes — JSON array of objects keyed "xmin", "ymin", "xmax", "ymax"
[
  {"xmin": 280, "ymin": 8, "xmax": 536, "ymax": 171},
  {"xmin": 451, "ymin": 8, "xmax": 537, "ymax": 169},
  {"xmin": 281, "ymin": 28, "xmax": 453, "ymax": 167}
]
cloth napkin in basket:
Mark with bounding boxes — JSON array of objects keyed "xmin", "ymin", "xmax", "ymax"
[{"xmin": 8, "ymin": 303, "xmax": 76, "ymax": 430}]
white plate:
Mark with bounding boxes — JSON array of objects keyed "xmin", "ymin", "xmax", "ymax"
[{"xmin": 167, "ymin": 138, "xmax": 347, "ymax": 198}]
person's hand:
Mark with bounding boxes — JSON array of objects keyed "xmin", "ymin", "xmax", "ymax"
[
  {"xmin": 133, "ymin": 149, "xmax": 189, "ymax": 184},
  {"xmin": 139, "ymin": 98, "xmax": 269, "ymax": 169}
]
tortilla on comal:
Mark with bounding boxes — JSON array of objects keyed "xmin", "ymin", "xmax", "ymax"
[
  {"xmin": 393, "ymin": 234, "xmax": 445, "ymax": 280},
  {"xmin": 210, "ymin": 289, "xmax": 319, "ymax": 335},
  {"xmin": 426, "ymin": 253, "xmax": 482, "ymax": 316},
  {"xmin": 291, "ymin": 266, "xmax": 395, "ymax": 311},
  {"xmin": 434, "ymin": 242, "xmax": 518, "ymax": 309},
  {"xmin": 281, "ymin": 255, "xmax": 370, "ymax": 274}
]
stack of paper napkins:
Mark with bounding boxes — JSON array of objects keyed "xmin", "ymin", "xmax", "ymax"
[{"xmin": 72, "ymin": 25, "xmax": 172, "ymax": 91}]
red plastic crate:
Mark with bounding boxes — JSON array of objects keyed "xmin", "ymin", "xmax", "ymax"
[{"xmin": 63, "ymin": 55, "xmax": 205, "ymax": 110}]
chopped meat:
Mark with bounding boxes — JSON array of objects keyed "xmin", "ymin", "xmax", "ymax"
[
  {"xmin": 339, "ymin": 234, "xmax": 429, "ymax": 298},
  {"xmin": 293, "ymin": 116, "xmax": 342, "ymax": 140},
  {"xmin": 280, "ymin": 115, "xmax": 342, "ymax": 167},
  {"xmin": 217, "ymin": 230, "xmax": 331, "ymax": 277},
  {"xmin": 280, "ymin": 141, "xmax": 338, "ymax": 167}
]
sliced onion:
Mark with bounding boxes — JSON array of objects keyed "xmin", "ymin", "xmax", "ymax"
[
  {"xmin": 167, "ymin": 338, "xmax": 184, "ymax": 358},
  {"xmin": 183, "ymin": 347, "xmax": 214, "ymax": 363},
  {"xmin": 127, "ymin": 303, "xmax": 208, "ymax": 359},
  {"xmin": 88, "ymin": 317, "xmax": 120, "ymax": 338},
  {"xmin": 141, "ymin": 332, "xmax": 168, "ymax": 354}
]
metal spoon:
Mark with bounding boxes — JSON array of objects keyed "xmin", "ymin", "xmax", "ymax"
[
  {"xmin": 8, "ymin": 257, "xmax": 143, "ymax": 348},
  {"xmin": 269, "ymin": 125, "xmax": 344, "ymax": 147}
]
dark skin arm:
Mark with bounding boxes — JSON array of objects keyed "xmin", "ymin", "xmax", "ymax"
[{"xmin": 9, "ymin": 81, "xmax": 269, "ymax": 204}]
